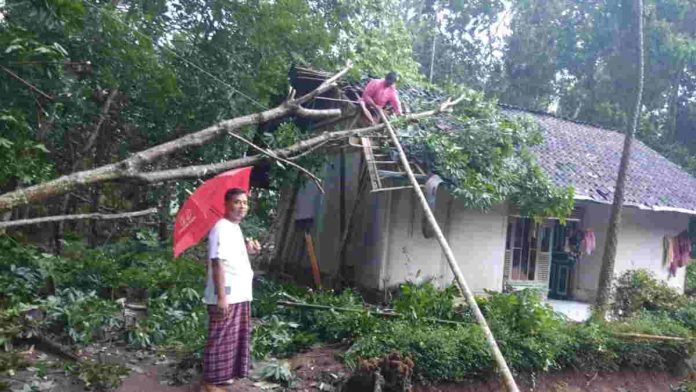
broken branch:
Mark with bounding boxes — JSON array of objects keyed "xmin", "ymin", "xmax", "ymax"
[
  {"xmin": 277, "ymin": 300, "xmax": 470, "ymax": 326},
  {"xmin": 0, "ymin": 208, "xmax": 157, "ymax": 229},
  {"xmin": 612, "ymin": 332, "xmax": 691, "ymax": 342},
  {"xmin": 0, "ymin": 64, "xmax": 54, "ymax": 101},
  {"xmin": 132, "ymin": 122, "xmax": 386, "ymax": 183},
  {"xmin": 227, "ymin": 131, "xmax": 325, "ymax": 193}
]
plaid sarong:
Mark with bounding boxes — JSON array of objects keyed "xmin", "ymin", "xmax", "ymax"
[{"xmin": 202, "ymin": 301, "xmax": 251, "ymax": 384}]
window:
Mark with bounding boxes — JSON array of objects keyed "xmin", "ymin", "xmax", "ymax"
[{"xmin": 506, "ymin": 217, "xmax": 546, "ymax": 281}]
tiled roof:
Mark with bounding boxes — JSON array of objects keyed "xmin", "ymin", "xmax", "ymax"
[
  {"xmin": 289, "ymin": 66, "xmax": 696, "ymax": 215},
  {"xmin": 503, "ymin": 107, "xmax": 696, "ymax": 215}
]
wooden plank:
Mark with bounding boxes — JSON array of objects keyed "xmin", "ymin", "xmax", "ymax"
[
  {"xmin": 370, "ymin": 185, "xmax": 425, "ymax": 193},
  {"xmin": 304, "ymin": 231, "xmax": 322, "ymax": 288}
]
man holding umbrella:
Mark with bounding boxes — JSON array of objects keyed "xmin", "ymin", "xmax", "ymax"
[{"xmin": 201, "ymin": 187, "xmax": 260, "ymax": 391}]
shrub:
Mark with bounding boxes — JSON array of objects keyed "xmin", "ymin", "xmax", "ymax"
[
  {"xmin": 0, "ymin": 237, "xmax": 53, "ymax": 307},
  {"xmin": 345, "ymin": 321, "xmax": 490, "ymax": 381},
  {"xmin": 479, "ymin": 289, "xmax": 573, "ymax": 371},
  {"xmin": 42, "ymin": 288, "xmax": 121, "ymax": 344},
  {"xmin": 687, "ymin": 263, "xmax": 696, "ymax": 294},
  {"xmin": 291, "ymin": 288, "xmax": 382, "ymax": 342},
  {"xmin": 252, "ymin": 315, "xmax": 317, "ymax": 359},
  {"xmin": 392, "ymin": 281, "xmax": 461, "ymax": 320},
  {"xmin": 612, "ymin": 269, "xmax": 686, "ymax": 318},
  {"xmin": 259, "ymin": 361, "xmax": 294, "ymax": 386},
  {"xmin": 672, "ymin": 301, "xmax": 696, "ymax": 330},
  {"xmin": 128, "ymin": 287, "xmax": 206, "ymax": 349},
  {"xmin": 558, "ymin": 322, "xmax": 619, "ymax": 371}
]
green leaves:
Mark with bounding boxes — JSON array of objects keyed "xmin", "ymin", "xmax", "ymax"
[
  {"xmin": 0, "ymin": 111, "xmax": 53, "ymax": 188},
  {"xmin": 406, "ymin": 91, "xmax": 574, "ymax": 219}
]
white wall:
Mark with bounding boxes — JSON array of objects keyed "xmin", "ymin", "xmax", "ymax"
[
  {"xmin": 574, "ymin": 203, "xmax": 689, "ymax": 302},
  {"xmin": 382, "ymin": 187, "xmax": 508, "ymax": 294}
]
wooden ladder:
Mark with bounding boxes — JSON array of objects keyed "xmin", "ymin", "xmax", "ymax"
[{"xmin": 358, "ymin": 136, "xmax": 428, "ymax": 193}]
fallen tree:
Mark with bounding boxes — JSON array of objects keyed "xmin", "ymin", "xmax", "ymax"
[
  {"xmin": 0, "ymin": 62, "xmax": 352, "ymax": 213},
  {"xmin": 0, "ymin": 74, "xmax": 464, "ymax": 214}
]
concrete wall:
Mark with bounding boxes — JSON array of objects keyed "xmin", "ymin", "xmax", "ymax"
[
  {"xmin": 381, "ymin": 187, "xmax": 508, "ymax": 294},
  {"xmin": 574, "ymin": 202, "xmax": 689, "ymax": 302},
  {"xmin": 286, "ymin": 153, "xmax": 690, "ymax": 300}
]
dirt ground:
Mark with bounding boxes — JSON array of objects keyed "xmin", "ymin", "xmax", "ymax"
[
  {"xmin": 415, "ymin": 370, "xmax": 684, "ymax": 392},
  {"xmin": 3, "ymin": 342, "xmax": 688, "ymax": 392},
  {"xmin": 115, "ymin": 345, "xmax": 348, "ymax": 392}
]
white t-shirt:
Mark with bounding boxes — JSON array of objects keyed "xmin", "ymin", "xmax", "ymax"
[{"xmin": 204, "ymin": 219, "xmax": 253, "ymax": 305}]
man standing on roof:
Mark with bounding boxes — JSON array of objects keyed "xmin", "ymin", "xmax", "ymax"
[{"xmin": 360, "ymin": 71, "xmax": 402, "ymax": 125}]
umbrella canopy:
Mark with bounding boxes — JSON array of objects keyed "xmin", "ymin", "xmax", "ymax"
[{"xmin": 173, "ymin": 167, "xmax": 252, "ymax": 257}]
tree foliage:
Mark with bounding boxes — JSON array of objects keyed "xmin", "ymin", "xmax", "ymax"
[
  {"xmin": 496, "ymin": 0, "xmax": 696, "ymax": 173},
  {"xmin": 406, "ymin": 90, "xmax": 574, "ymax": 218},
  {"xmin": 0, "ymin": 0, "xmax": 693, "ymax": 234}
]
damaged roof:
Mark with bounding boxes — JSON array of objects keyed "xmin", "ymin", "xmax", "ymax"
[{"xmin": 290, "ymin": 66, "xmax": 696, "ymax": 215}]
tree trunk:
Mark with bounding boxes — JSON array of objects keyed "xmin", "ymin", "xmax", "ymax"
[
  {"xmin": 158, "ymin": 183, "xmax": 173, "ymax": 242},
  {"xmin": 429, "ymin": 31, "xmax": 437, "ymax": 84},
  {"xmin": 594, "ymin": 0, "xmax": 644, "ymax": 319}
]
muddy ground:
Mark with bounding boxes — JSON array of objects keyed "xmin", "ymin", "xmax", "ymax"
[{"xmin": 2, "ymin": 342, "xmax": 688, "ymax": 392}]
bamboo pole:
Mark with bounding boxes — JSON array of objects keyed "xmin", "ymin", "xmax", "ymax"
[
  {"xmin": 277, "ymin": 300, "xmax": 470, "ymax": 326},
  {"xmin": 377, "ymin": 109, "xmax": 520, "ymax": 392},
  {"xmin": 612, "ymin": 332, "xmax": 692, "ymax": 342}
]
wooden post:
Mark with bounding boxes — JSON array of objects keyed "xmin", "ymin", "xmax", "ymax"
[
  {"xmin": 304, "ymin": 231, "xmax": 322, "ymax": 288},
  {"xmin": 377, "ymin": 109, "xmax": 520, "ymax": 392}
]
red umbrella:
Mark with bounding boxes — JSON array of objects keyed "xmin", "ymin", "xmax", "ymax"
[{"xmin": 173, "ymin": 167, "xmax": 252, "ymax": 257}]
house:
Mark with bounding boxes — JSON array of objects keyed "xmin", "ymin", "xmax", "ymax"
[{"xmin": 270, "ymin": 67, "xmax": 696, "ymax": 309}]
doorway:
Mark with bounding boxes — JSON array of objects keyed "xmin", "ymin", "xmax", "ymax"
[{"xmin": 548, "ymin": 221, "xmax": 579, "ymax": 300}]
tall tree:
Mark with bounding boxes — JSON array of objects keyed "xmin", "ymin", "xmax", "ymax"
[
  {"xmin": 497, "ymin": 0, "xmax": 695, "ymax": 175},
  {"xmin": 594, "ymin": 0, "xmax": 645, "ymax": 318}
]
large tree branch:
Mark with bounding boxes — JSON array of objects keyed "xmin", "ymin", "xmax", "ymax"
[
  {"xmin": 130, "ymin": 97, "xmax": 464, "ymax": 183},
  {"xmin": 0, "ymin": 86, "xmax": 463, "ymax": 211},
  {"xmin": 0, "ymin": 63, "xmax": 351, "ymax": 212},
  {"xmin": 0, "ymin": 208, "xmax": 157, "ymax": 229}
]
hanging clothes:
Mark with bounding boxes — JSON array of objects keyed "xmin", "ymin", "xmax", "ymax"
[
  {"xmin": 663, "ymin": 236, "xmax": 674, "ymax": 267},
  {"xmin": 582, "ymin": 229, "xmax": 596, "ymax": 256},
  {"xmin": 421, "ymin": 174, "xmax": 444, "ymax": 238},
  {"xmin": 674, "ymin": 231, "xmax": 692, "ymax": 267},
  {"xmin": 667, "ymin": 231, "xmax": 691, "ymax": 277}
]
